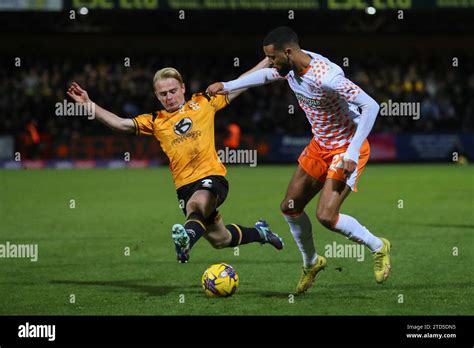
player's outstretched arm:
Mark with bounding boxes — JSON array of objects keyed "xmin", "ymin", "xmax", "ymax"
[
  {"xmin": 206, "ymin": 59, "xmax": 284, "ymax": 98},
  {"xmin": 226, "ymin": 57, "xmax": 272, "ymax": 102},
  {"xmin": 67, "ymin": 82, "xmax": 135, "ymax": 133}
]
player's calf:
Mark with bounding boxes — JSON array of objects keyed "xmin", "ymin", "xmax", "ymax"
[{"xmin": 204, "ymin": 232, "xmax": 230, "ymax": 249}]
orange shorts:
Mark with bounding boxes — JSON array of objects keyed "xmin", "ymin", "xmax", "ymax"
[{"xmin": 298, "ymin": 138, "xmax": 371, "ymax": 192}]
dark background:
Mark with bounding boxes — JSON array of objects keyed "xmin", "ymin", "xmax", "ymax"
[{"xmin": 1, "ymin": 0, "xmax": 473, "ymax": 162}]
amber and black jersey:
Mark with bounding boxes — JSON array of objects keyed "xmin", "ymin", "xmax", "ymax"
[{"xmin": 132, "ymin": 93, "xmax": 230, "ymax": 189}]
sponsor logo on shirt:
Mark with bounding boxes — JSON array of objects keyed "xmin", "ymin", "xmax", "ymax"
[{"xmin": 294, "ymin": 92, "xmax": 321, "ymax": 108}]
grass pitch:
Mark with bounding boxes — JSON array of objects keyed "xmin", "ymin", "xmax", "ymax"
[{"xmin": 0, "ymin": 164, "xmax": 473, "ymax": 315}]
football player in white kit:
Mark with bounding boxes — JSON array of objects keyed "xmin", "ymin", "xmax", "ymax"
[{"xmin": 207, "ymin": 26, "xmax": 391, "ymax": 294}]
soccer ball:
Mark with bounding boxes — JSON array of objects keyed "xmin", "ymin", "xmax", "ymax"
[{"xmin": 201, "ymin": 263, "xmax": 239, "ymax": 297}]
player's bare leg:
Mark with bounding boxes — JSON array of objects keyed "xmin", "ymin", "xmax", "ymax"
[
  {"xmin": 281, "ymin": 165, "xmax": 328, "ymax": 294},
  {"xmin": 186, "ymin": 190, "xmax": 218, "ymax": 217},
  {"xmin": 315, "ymin": 178, "xmax": 351, "ymax": 230},
  {"xmin": 172, "ymin": 190, "xmax": 217, "ymax": 263},
  {"xmin": 202, "ymin": 218, "xmax": 231, "ymax": 249},
  {"xmin": 281, "ymin": 166, "xmax": 323, "ymax": 267},
  {"xmin": 316, "ymin": 178, "xmax": 391, "ymax": 284}
]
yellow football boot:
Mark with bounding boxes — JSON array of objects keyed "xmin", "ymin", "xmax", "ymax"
[
  {"xmin": 295, "ymin": 255, "xmax": 327, "ymax": 294},
  {"xmin": 373, "ymin": 238, "xmax": 392, "ymax": 284}
]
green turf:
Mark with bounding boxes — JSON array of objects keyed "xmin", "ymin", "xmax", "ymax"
[{"xmin": 0, "ymin": 164, "xmax": 473, "ymax": 315}]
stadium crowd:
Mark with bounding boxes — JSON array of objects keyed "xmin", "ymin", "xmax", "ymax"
[{"xmin": 1, "ymin": 54, "xmax": 472, "ymax": 140}]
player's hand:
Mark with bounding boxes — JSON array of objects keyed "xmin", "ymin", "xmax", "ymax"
[
  {"xmin": 342, "ymin": 159, "xmax": 357, "ymax": 178},
  {"xmin": 206, "ymin": 82, "xmax": 226, "ymax": 96},
  {"xmin": 261, "ymin": 57, "xmax": 271, "ymax": 68},
  {"xmin": 67, "ymin": 82, "xmax": 91, "ymax": 104}
]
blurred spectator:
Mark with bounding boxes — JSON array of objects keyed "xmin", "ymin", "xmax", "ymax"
[
  {"xmin": 0, "ymin": 54, "xmax": 472, "ymax": 139},
  {"xmin": 24, "ymin": 119, "xmax": 40, "ymax": 159},
  {"xmin": 223, "ymin": 123, "xmax": 241, "ymax": 149}
]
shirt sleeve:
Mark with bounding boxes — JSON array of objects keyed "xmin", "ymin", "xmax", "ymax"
[
  {"xmin": 132, "ymin": 114, "xmax": 154, "ymax": 136},
  {"xmin": 222, "ymin": 68, "xmax": 284, "ymax": 92},
  {"xmin": 322, "ymin": 73, "xmax": 362, "ymax": 103},
  {"xmin": 209, "ymin": 94, "xmax": 230, "ymax": 112},
  {"xmin": 322, "ymin": 73, "xmax": 379, "ymax": 164}
]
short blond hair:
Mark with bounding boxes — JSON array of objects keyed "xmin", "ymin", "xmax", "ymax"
[{"xmin": 153, "ymin": 67, "xmax": 183, "ymax": 86}]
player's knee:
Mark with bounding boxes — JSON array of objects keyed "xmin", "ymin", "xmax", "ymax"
[
  {"xmin": 316, "ymin": 209, "xmax": 338, "ymax": 230},
  {"xmin": 280, "ymin": 199, "xmax": 302, "ymax": 216}
]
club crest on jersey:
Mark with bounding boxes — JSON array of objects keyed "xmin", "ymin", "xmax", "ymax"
[
  {"xmin": 174, "ymin": 117, "xmax": 193, "ymax": 135},
  {"xmin": 188, "ymin": 101, "xmax": 200, "ymax": 110}
]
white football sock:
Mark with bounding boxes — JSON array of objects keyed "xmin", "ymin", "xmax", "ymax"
[
  {"xmin": 334, "ymin": 213, "xmax": 383, "ymax": 252},
  {"xmin": 284, "ymin": 212, "xmax": 318, "ymax": 267}
]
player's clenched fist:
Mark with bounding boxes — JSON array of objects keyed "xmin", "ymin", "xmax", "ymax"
[
  {"xmin": 206, "ymin": 82, "xmax": 226, "ymax": 96},
  {"xmin": 67, "ymin": 82, "xmax": 91, "ymax": 104},
  {"xmin": 342, "ymin": 159, "xmax": 357, "ymax": 178}
]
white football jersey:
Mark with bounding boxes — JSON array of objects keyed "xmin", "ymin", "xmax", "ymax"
[{"xmin": 282, "ymin": 49, "xmax": 362, "ymax": 150}]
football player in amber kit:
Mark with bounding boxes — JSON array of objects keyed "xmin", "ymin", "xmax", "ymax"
[{"xmin": 67, "ymin": 60, "xmax": 283, "ymax": 264}]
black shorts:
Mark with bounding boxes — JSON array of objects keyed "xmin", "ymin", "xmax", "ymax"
[{"xmin": 176, "ymin": 175, "xmax": 229, "ymax": 225}]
